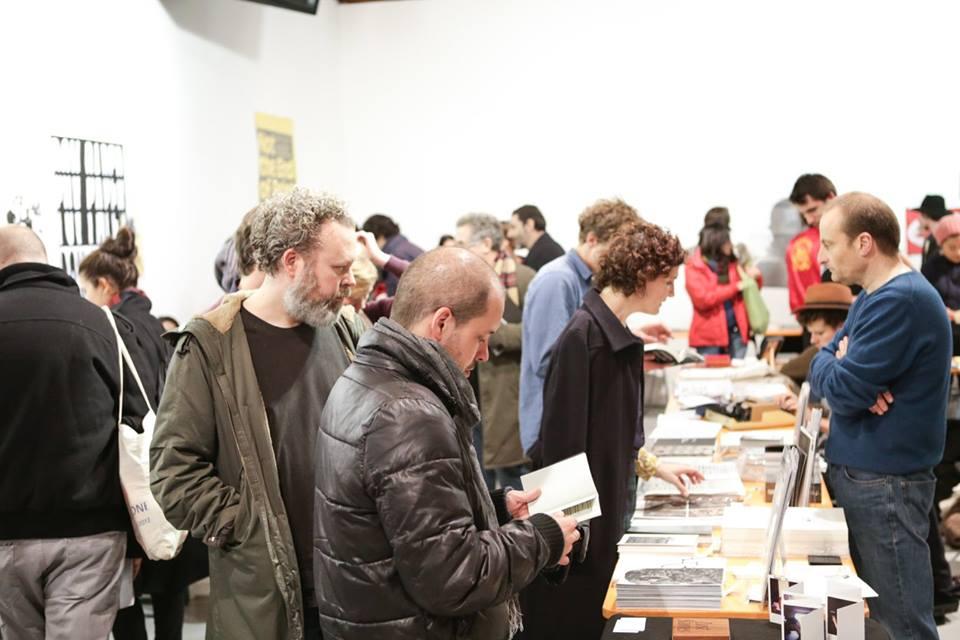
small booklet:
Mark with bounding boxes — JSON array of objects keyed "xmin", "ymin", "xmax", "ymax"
[
  {"xmin": 521, "ymin": 453, "xmax": 601, "ymax": 523},
  {"xmin": 645, "ymin": 341, "xmax": 704, "ymax": 365}
]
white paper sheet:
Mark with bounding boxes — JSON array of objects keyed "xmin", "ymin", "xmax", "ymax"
[
  {"xmin": 521, "ymin": 453, "xmax": 601, "ymax": 522},
  {"xmin": 613, "ymin": 617, "xmax": 647, "ymax": 633}
]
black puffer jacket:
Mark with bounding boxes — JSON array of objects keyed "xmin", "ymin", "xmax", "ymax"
[{"xmin": 314, "ymin": 319, "xmax": 564, "ymax": 640}]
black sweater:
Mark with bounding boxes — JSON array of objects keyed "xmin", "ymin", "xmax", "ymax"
[{"xmin": 0, "ymin": 263, "xmax": 142, "ymax": 539}]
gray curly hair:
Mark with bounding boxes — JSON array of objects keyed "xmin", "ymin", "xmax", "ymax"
[
  {"xmin": 455, "ymin": 213, "xmax": 503, "ymax": 249},
  {"xmin": 250, "ymin": 188, "xmax": 353, "ymax": 275}
]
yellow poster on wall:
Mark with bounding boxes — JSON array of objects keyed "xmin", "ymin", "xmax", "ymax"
[{"xmin": 255, "ymin": 113, "xmax": 296, "ymax": 201}]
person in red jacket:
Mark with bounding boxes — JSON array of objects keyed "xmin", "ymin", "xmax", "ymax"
[
  {"xmin": 786, "ymin": 174, "xmax": 837, "ymax": 313},
  {"xmin": 686, "ymin": 222, "xmax": 762, "ymax": 358}
]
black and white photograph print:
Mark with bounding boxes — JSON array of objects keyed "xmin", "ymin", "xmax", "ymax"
[{"xmin": 51, "ymin": 135, "xmax": 127, "ymax": 278}]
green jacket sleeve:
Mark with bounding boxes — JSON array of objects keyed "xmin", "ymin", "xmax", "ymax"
[{"xmin": 150, "ymin": 335, "xmax": 240, "ymax": 548}]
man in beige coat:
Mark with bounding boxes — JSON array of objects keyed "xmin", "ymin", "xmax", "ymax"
[
  {"xmin": 151, "ymin": 188, "xmax": 357, "ymax": 639},
  {"xmin": 455, "ymin": 213, "xmax": 534, "ymax": 489}
]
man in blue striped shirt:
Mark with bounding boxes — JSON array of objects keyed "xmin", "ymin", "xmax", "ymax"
[{"xmin": 520, "ymin": 199, "xmax": 669, "ymax": 462}]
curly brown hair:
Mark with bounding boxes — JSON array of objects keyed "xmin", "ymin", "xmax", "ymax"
[
  {"xmin": 251, "ymin": 188, "xmax": 354, "ymax": 275},
  {"xmin": 595, "ymin": 222, "xmax": 686, "ymax": 296},
  {"xmin": 578, "ymin": 198, "xmax": 640, "ymax": 244}
]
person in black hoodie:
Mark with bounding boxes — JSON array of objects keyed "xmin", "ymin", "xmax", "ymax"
[
  {"xmin": 78, "ymin": 227, "xmax": 207, "ymax": 640},
  {"xmin": 0, "ymin": 225, "xmax": 136, "ymax": 639}
]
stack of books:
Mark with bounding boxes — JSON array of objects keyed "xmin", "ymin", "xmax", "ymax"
[
  {"xmin": 631, "ymin": 494, "xmax": 739, "ymax": 536},
  {"xmin": 616, "ymin": 533, "xmax": 700, "ymax": 557},
  {"xmin": 647, "ymin": 415, "xmax": 721, "ymax": 458},
  {"xmin": 614, "ymin": 556, "xmax": 726, "ymax": 610},
  {"xmin": 720, "ymin": 506, "xmax": 849, "ymax": 557}
]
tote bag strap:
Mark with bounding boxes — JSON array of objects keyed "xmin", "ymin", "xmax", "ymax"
[{"xmin": 101, "ymin": 306, "xmax": 155, "ymax": 415}]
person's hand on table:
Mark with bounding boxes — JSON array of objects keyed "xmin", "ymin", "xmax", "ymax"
[
  {"xmin": 654, "ymin": 463, "xmax": 704, "ymax": 498},
  {"xmin": 633, "ymin": 322, "xmax": 672, "ymax": 344},
  {"xmin": 777, "ymin": 392, "xmax": 798, "ymax": 413}
]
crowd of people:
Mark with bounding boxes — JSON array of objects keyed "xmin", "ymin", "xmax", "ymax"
[{"xmin": 0, "ymin": 174, "xmax": 958, "ymax": 640}]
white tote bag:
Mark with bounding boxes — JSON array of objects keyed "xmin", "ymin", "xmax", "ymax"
[{"xmin": 103, "ymin": 307, "xmax": 188, "ymax": 561}]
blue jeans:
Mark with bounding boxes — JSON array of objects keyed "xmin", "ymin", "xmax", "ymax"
[
  {"xmin": 827, "ymin": 464, "xmax": 938, "ymax": 639},
  {"xmin": 696, "ymin": 327, "xmax": 748, "ymax": 359}
]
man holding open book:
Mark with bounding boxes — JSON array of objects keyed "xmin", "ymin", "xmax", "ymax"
[{"xmin": 313, "ymin": 248, "xmax": 579, "ymax": 640}]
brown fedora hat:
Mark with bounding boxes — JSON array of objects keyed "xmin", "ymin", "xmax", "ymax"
[{"xmin": 796, "ymin": 282, "xmax": 854, "ymax": 312}]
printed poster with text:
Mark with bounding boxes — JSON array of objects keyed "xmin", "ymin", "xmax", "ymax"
[{"xmin": 255, "ymin": 113, "xmax": 296, "ymax": 201}]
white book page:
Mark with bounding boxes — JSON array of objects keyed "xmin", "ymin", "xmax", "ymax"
[
  {"xmin": 521, "ymin": 453, "xmax": 601, "ymax": 522},
  {"xmin": 641, "ymin": 461, "xmax": 745, "ymax": 497}
]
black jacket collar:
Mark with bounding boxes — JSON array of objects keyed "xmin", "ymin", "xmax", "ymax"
[
  {"xmin": 582, "ymin": 288, "xmax": 642, "ymax": 354},
  {"xmin": 355, "ymin": 318, "xmax": 481, "ymax": 425},
  {"xmin": 0, "ymin": 262, "xmax": 79, "ymax": 294}
]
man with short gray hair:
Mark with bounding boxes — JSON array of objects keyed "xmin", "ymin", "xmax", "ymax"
[
  {"xmin": 151, "ymin": 188, "xmax": 358, "ymax": 640},
  {"xmin": 314, "ymin": 248, "xmax": 579, "ymax": 639},
  {"xmin": 455, "ymin": 213, "xmax": 535, "ymax": 491}
]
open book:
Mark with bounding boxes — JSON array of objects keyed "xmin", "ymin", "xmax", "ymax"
[
  {"xmin": 521, "ymin": 453, "xmax": 601, "ymax": 523},
  {"xmin": 644, "ymin": 341, "xmax": 704, "ymax": 365}
]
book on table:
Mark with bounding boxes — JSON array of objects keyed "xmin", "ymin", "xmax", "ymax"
[
  {"xmin": 647, "ymin": 414, "xmax": 721, "ymax": 457},
  {"xmin": 630, "ymin": 494, "xmax": 740, "ymax": 536},
  {"xmin": 613, "ymin": 555, "xmax": 726, "ymax": 610},
  {"xmin": 644, "ymin": 341, "xmax": 705, "ymax": 365},
  {"xmin": 616, "ymin": 533, "xmax": 700, "ymax": 556},
  {"xmin": 639, "ymin": 461, "xmax": 745, "ymax": 498}
]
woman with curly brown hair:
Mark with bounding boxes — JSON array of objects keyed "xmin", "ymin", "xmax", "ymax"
[{"xmin": 519, "ymin": 221, "xmax": 702, "ymax": 640}]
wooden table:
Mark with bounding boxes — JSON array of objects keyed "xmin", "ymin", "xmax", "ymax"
[
  {"xmin": 602, "ymin": 480, "xmax": 855, "ymax": 620},
  {"xmin": 603, "ymin": 403, "xmax": 858, "ymax": 621},
  {"xmin": 763, "ymin": 327, "xmax": 802, "ymax": 339}
]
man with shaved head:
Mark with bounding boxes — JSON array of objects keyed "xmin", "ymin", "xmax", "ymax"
[
  {"xmin": 314, "ymin": 247, "xmax": 580, "ymax": 639},
  {"xmin": 0, "ymin": 226, "xmax": 135, "ymax": 638},
  {"xmin": 809, "ymin": 193, "xmax": 951, "ymax": 639}
]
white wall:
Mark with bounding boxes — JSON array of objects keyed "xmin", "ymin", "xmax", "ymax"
[
  {"xmin": 335, "ymin": 0, "xmax": 960, "ymax": 329},
  {"xmin": 0, "ymin": 0, "xmax": 343, "ymax": 321},
  {"xmin": 3, "ymin": 0, "xmax": 960, "ymax": 328}
]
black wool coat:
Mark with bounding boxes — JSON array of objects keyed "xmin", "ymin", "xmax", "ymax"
[{"xmin": 521, "ymin": 288, "xmax": 645, "ymax": 640}]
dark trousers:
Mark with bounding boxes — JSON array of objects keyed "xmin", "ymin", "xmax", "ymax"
[
  {"xmin": 113, "ymin": 589, "xmax": 188, "ymax": 640},
  {"xmin": 305, "ymin": 607, "xmax": 323, "ymax": 640}
]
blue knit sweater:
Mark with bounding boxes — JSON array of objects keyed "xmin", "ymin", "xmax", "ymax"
[{"xmin": 809, "ymin": 271, "xmax": 952, "ymax": 474}]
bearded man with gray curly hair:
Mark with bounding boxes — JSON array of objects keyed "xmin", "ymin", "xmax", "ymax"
[{"xmin": 151, "ymin": 187, "xmax": 357, "ymax": 640}]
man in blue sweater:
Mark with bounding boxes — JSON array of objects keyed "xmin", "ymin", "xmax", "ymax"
[{"xmin": 810, "ymin": 192, "xmax": 951, "ymax": 639}]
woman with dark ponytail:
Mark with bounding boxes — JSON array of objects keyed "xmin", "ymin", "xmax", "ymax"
[
  {"xmin": 79, "ymin": 227, "xmax": 170, "ymax": 397},
  {"xmin": 79, "ymin": 228, "xmax": 206, "ymax": 640},
  {"xmin": 685, "ymin": 212, "xmax": 763, "ymax": 358}
]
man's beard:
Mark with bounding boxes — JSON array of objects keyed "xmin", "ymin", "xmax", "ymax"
[{"xmin": 283, "ymin": 267, "xmax": 348, "ymax": 328}]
